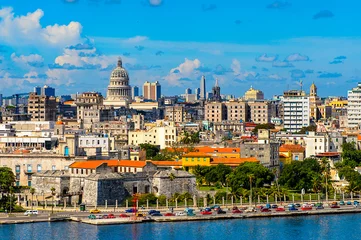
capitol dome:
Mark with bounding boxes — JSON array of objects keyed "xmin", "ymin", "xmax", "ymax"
[{"xmin": 104, "ymin": 57, "xmax": 131, "ymax": 108}]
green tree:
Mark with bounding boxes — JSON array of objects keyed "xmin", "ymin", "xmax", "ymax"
[
  {"xmin": 30, "ymin": 188, "xmax": 36, "ymax": 210},
  {"xmin": 279, "ymin": 158, "xmax": 321, "ymax": 191},
  {"xmin": 215, "ymin": 164, "xmax": 232, "ymax": 187},
  {"xmin": 139, "ymin": 143, "xmax": 160, "ymax": 159},
  {"xmin": 252, "ymin": 123, "xmax": 275, "ymax": 134},
  {"xmin": 0, "ymin": 167, "xmax": 15, "ymax": 193},
  {"xmin": 227, "ymin": 162, "xmax": 274, "ymax": 195},
  {"xmin": 296, "ymin": 125, "xmax": 317, "ymax": 134}
]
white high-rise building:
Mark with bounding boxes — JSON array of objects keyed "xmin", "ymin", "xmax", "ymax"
[
  {"xmin": 347, "ymin": 82, "xmax": 361, "ymax": 129},
  {"xmin": 200, "ymin": 75, "xmax": 206, "ymax": 100},
  {"xmin": 283, "ymin": 90, "xmax": 310, "ymax": 133}
]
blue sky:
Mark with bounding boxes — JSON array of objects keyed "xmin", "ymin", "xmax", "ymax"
[{"xmin": 0, "ymin": 0, "xmax": 360, "ymax": 98}]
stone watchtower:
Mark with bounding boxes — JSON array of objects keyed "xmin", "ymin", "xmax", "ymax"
[{"xmin": 54, "ymin": 116, "xmax": 65, "ymax": 136}]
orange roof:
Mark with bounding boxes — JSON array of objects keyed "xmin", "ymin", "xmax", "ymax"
[
  {"xmin": 183, "ymin": 152, "xmax": 212, "ymax": 157},
  {"xmin": 63, "ymin": 100, "xmax": 75, "ymax": 105},
  {"xmin": 279, "ymin": 144, "xmax": 305, "ymax": 153},
  {"xmin": 279, "ymin": 153, "xmax": 289, "ymax": 158},
  {"xmin": 194, "ymin": 146, "xmax": 240, "ymax": 153},
  {"xmin": 211, "ymin": 157, "xmax": 259, "ymax": 166},
  {"xmin": 150, "ymin": 161, "xmax": 182, "ymax": 166},
  {"xmin": 69, "ymin": 160, "xmax": 147, "ymax": 169},
  {"xmin": 315, "ymin": 152, "xmax": 340, "ymax": 157},
  {"xmin": 358, "ymin": 135, "xmax": 361, "ymax": 141},
  {"xmin": 13, "ymin": 149, "xmax": 30, "ymax": 154}
]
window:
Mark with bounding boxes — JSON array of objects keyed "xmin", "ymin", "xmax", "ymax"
[
  {"xmin": 28, "ymin": 181, "xmax": 32, "ymax": 187},
  {"xmin": 27, "ymin": 164, "xmax": 32, "ymax": 173},
  {"xmin": 15, "ymin": 165, "xmax": 20, "ymax": 173},
  {"xmin": 37, "ymin": 164, "xmax": 42, "ymax": 172},
  {"xmin": 52, "ymin": 165, "xmax": 56, "ymax": 171}
]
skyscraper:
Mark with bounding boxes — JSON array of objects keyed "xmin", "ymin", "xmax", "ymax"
[
  {"xmin": 200, "ymin": 75, "xmax": 206, "ymax": 100},
  {"xmin": 212, "ymin": 78, "xmax": 221, "ymax": 102},
  {"xmin": 143, "ymin": 81, "xmax": 161, "ymax": 101},
  {"xmin": 34, "ymin": 85, "xmax": 55, "ymax": 97},
  {"xmin": 132, "ymin": 86, "xmax": 139, "ymax": 100},
  {"xmin": 194, "ymin": 88, "xmax": 200, "ymax": 99},
  {"xmin": 185, "ymin": 88, "xmax": 192, "ymax": 94}
]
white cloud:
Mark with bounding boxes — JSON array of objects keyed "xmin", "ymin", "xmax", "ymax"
[
  {"xmin": 285, "ymin": 53, "xmax": 310, "ymax": 62},
  {"xmin": 164, "ymin": 58, "xmax": 201, "ymax": 86},
  {"xmin": 255, "ymin": 53, "xmax": 278, "ymax": 62},
  {"xmin": 149, "ymin": 0, "xmax": 163, "ymax": 6},
  {"xmin": 123, "ymin": 36, "xmax": 149, "ymax": 44},
  {"xmin": 231, "ymin": 59, "xmax": 241, "ymax": 75},
  {"xmin": 272, "ymin": 61, "xmax": 294, "ymax": 68},
  {"xmin": 0, "ymin": 7, "xmax": 83, "ymax": 48},
  {"xmin": 11, "ymin": 53, "xmax": 44, "ymax": 65}
]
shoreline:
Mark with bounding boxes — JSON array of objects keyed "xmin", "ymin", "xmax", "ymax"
[{"xmin": 1, "ymin": 208, "xmax": 361, "ymax": 225}]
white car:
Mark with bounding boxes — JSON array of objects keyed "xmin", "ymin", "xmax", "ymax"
[
  {"xmin": 24, "ymin": 210, "xmax": 38, "ymax": 216},
  {"xmin": 175, "ymin": 211, "xmax": 186, "ymax": 216},
  {"xmin": 245, "ymin": 207, "xmax": 256, "ymax": 213}
]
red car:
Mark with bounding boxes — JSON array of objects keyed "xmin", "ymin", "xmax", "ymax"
[
  {"xmin": 107, "ymin": 214, "xmax": 116, "ymax": 218},
  {"xmin": 330, "ymin": 204, "xmax": 340, "ymax": 209},
  {"xmin": 261, "ymin": 208, "xmax": 271, "ymax": 212},
  {"xmin": 119, "ymin": 213, "xmax": 130, "ymax": 218},
  {"xmin": 164, "ymin": 213, "xmax": 175, "ymax": 216},
  {"xmin": 276, "ymin": 207, "xmax": 285, "ymax": 212},
  {"xmin": 201, "ymin": 211, "xmax": 212, "ymax": 215},
  {"xmin": 232, "ymin": 209, "xmax": 242, "ymax": 214}
]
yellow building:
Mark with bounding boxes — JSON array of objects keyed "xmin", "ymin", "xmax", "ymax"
[
  {"xmin": 244, "ymin": 86, "xmax": 264, "ymax": 101},
  {"xmin": 181, "ymin": 152, "xmax": 212, "ymax": 169},
  {"xmin": 327, "ymin": 99, "xmax": 348, "ymax": 108}
]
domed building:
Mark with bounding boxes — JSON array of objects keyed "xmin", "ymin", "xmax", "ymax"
[
  {"xmin": 244, "ymin": 86, "xmax": 264, "ymax": 101},
  {"xmin": 104, "ymin": 58, "xmax": 131, "ymax": 108}
]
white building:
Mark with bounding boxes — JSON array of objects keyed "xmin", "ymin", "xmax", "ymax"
[
  {"xmin": 78, "ymin": 134, "xmax": 115, "ymax": 156},
  {"xmin": 304, "ymin": 132, "xmax": 344, "ymax": 158},
  {"xmin": 0, "ymin": 124, "xmax": 16, "ymax": 137},
  {"xmin": 347, "ymin": 82, "xmax": 361, "ymax": 129},
  {"xmin": 128, "ymin": 121, "xmax": 177, "ymax": 149},
  {"xmin": 283, "ymin": 90, "xmax": 310, "ymax": 133}
]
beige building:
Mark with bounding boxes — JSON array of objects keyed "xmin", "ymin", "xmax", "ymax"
[
  {"xmin": 128, "ymin": 121, "xmax": 177, "ymax": 149},
  {"xmin": 76, "ymin": 92, "xmax": 114, "ymax": 131},
  {"xmin": 0, "ymin": 153, "xmax": 75, "ymax": 186},
  {"xmin": 244, "ymin": 86, "xmax": 264, "ymax": 101},
  {"xmin": 28, "ymin": 93, "xmax": 57, "ymax": 122},
  {"xmin": 224, "ymin": 100, "xmax": 248, "ymax": 122},
  {"xmin": 204, "ymin": 102, "xmax": 226, "ymax": 123},
  {"xmin": 165, "ymin": 106, "xmax": 186, "ymax": 123},
  {"xmin": 248, "ymin": 100, "xmax": 275, "ymax": 124},
  {"xmin": 143, "ymin": 81, "xmax": 161, "ymax": 101}
]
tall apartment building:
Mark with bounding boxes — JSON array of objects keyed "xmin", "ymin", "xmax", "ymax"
[
  {"xmin": 28, "ymin": 92, "xmax": 57, "ymax": 121},
  {"xmin": 165, "ymin": 106, "xmax": 186, "ymax": 123},
  {"xmin": 248, "ymin": 100, "xmax": 275, "ymax": 124},
  {"xmin": 76, "ymin": 92, "xmax": 114, "ymax": 130},
  {"xmin": 200, "ymin": 75, "xmax": 206, "ymax": 100},
  {"xmin": 204, "ymin": 102, "xmax": 226, "ymax": 122},
  {"xmin": 132, "ymin": 86, "xmax": 139, "ymax": 100},
  {"xmin": 347, "ymin": 82, "xmax": 361, "ymax": 129},
  {"xmin": 34, "ymin": 85, "xmax": 56, "ymax": 97},
  {"xmin": 283, "ymin": 90, "xmax": 310, "ymax": 133},
  {"xmin": 224, "ymin": 100, "xmax": 248, "ymax": 122},
  {"xmin": 143, "ymin": 81, "xmax": 161, "ymax": 101}
]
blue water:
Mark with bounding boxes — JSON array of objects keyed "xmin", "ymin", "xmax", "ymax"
[{"xmin": 1, "ymin": 214, "xmax": 360, "ymax": 240}]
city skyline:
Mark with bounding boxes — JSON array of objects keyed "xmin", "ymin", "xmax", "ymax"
[{"xmin": 0, "ymin": 0, "xmax": 360, "ymax": 98}]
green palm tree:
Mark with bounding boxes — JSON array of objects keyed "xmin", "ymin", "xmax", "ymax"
[
  {"xmin": 50, "ymin": 187, "xmax": 56, "ymax": 214},
  {"xmin": 30, "ymin": 188, "xmax": 35, "ymax": 210}
]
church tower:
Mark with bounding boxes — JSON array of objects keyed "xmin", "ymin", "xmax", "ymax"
[{"xmin": 310, "ymin": 82, "xmax": 317, "ymax": 97}]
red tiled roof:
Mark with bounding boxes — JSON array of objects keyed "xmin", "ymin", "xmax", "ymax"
[
  {"xmin": 150, "ymin": 161, "xmax": 182, "ymax": 166},
  {"xmin": 279, "ymin": 144, "xmax": 305, "ymax": 153},
  {"xmin": 315, "ymin": 152, "xmax": 340, "ymax": 157},
  {"xmin": 69, "ymin": 160, "xmax": 147, "ymax": 169}
]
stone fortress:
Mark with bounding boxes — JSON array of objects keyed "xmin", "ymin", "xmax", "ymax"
[{"xmin": 32, "ymin": 162, "xmax": 197, "ymax": 206}]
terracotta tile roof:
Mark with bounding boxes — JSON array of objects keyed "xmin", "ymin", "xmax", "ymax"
[
  {"xmin": 211, "ymin": 157, "xmax": 259, "ymax": 166},
  {"xmin": 279, "ymin": 153, "xmax": 289, "ymax": 158},
  {"xmin": 194, "ymin": 146, "xmax": 240, "ymax": 153},
  {"xmin": 150, "ymin": 160, "xmax": 182, "ymax": 166},
  {"xmin": 69, "ymin": 160, "xmax": 147, "ymax": 169},
  {"xmin": 183, "ymin": 152, "xmax": 212, "ymax": 157},
  {"xmin": 315, "ymin": 152, "xmax": 340, "ymax": 157},
  {"xmin": 358, "ymin": 135, "xmax": 361, "ymax": 141},
  {"xmin": 279, "ymin": 144, "xmax": 305, "ymax": 153}
]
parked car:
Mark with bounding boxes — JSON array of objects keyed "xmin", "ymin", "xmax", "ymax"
[
  {"xmin": 271, "ymin": 204, "xmax": 278, "ymax": 209},
  {"xmin": 151, "ymin": 213, "xmax": 163, "ymax": 217},
  {"xmin": 216, "ymin": 209, "xmax": 226, "ymax": 214},
  {"xmin": 245, "ymin": 207, "xmax": 256, "ymax": 213},
  {"xmin": 125, "ymin": 208, "xmax": 138, "ymax": 213},
  {"xmin": 24, "ymin": 210, "xmax": 38, "ymax": 216},
  {"xmin": 347, "ymin": 201, "xmax": 352, "ymax": 205},
  {"xmin": 289, "ymin": 206, "xmax": 298, "ymax": 211},
  {"xmin": 119, "ymin": 213, "xmax": 130, "ymax": 218},
  {"xmin": 107, "ymin": 214, "xmax": 116, "ymax": 219},
  {"xmin": 265, "ymin": 203, "xmax": 271, "ymax": 209},
  {"xmin": 102, "ymin": 215, "xmax": 109, "ymax": 219},
  {"xmin": 261, "ymin": 208, "xmax": 271, "ymax": 212},
  {"xmin": 339, "ymin": 201, "xmax": 345, "ymax": 205},
  {"xmin": 89, "ymin": 209, "xmax": 101, "ymax": 214},
  {"xmin": 330, "ymin": 204, "xmax": 340, "ymax": 209},
  {"xmin": 354, "ymin": 201, "xmax": 360, "ymax": 205},
  {"xmin": 201, "ymin": 210, "xmax": 213, "ymax": 215},
  {"xmin": 148, "ymin": 210, "xmax": 160, "ymax": 215},
  {"xmin": 232, "ymin": 209, "xmax": 242, "ymax": 214},
  {"xmin": 276, "ymin": 207, "xmax": 285, "ymax": 212},
  {"xmin": 175, "ymin": 211, "xmax": 186, "ymax": 216},
  {"xmin": 295, "ymin": 203, "xmax": 301, "ymax": 207},
  {"xmin": 204, "ymin": 208, "xmax": 212, "ymax": 212},
  {"xmin": 210, "ymin": 205, "xmax": 220, "ymax": 210},
  {"xmin": 164, "ymin": 213, "xmax": 175, "ymax": 216},
  {"xmin": 88, "ymin": 214, "xmax": 96, "ymax": 219},
  {"xmin": 316, "ymin": 205, "xmax": 324, "ymax": 210},
  {"xmin": 136, "ymin": 213, "xmax": 145, "ymax": 217}
]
